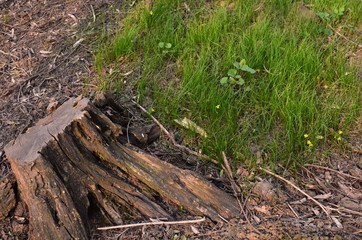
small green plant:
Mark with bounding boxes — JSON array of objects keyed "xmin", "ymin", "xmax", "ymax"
[
  {"xmin": 158, "ymin": 42, "xmax": 172, "ymax": 54},
  {"xmin": 316, "ymin": 6, "xmax": 346, "ymax": 24},
  {"xmin": 316, "ymin": 6, "xmax": 347, "ymax": 35},
  {"xmin": 220, "ymin": 59, "xmax": 255, "ymax": 89}
]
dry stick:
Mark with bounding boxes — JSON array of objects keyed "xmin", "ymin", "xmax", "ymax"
[
  {"xmin": 221, "ymin": 152, "xmax": 240, "ymax": 195},
  {"xmin": 287, "ymin": 203, "xmax": 299, "ymax": 218},
  {"xmin": 222, "ymin": 152, "xmax": 262, "ymax": 235},
  {"xmin": 132, "ymin": 100, "xmax": 219, "ymax": 165},
  {"xmin": 259, "ymin": 167, "xmax": 330, "ymax": 216},
  {"xmin": 328, "ymin": 203, "xmax": 362, "ymax": 217},
  {"xmin": 97, "ymin": 217, "xmax": 206, "ymax": 230},
  {"xmin": 305, "ymin": 164, "xmax": 362, "ymax": 181},
  {"xmin": 326, "ymin": 23, "xmax": 359, "ymax": 46}
]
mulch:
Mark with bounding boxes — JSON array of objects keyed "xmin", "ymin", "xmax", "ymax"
[{"xmin": 0, "ymin": 0, "xmax": 361, "ymax": 239}]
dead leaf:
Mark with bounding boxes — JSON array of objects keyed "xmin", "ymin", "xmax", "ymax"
[
  {"xmin": 39, "ymin": 50, "xmax": 52, "ymax": 57},
  {"xmin": 339, "ymin": 197, "xmax": 362, "ymax": 211},
  {"xmin": 174, "ymin": 117, "xmax": 207, "ymax": 137},
  {"xmin": 46, "ymin": 100, "xmax": 59, "ymax": 113},
  {"xmin": 290, "ymin": 197, "xmax": 307, "ymax": 204},
  {"xmin": 311, "ymin": 208, "xmax": 320, "ymax": 216},
  {"xmin": 254, "ymin": 206, "xmax": 271, "ymax": 215},
  {"xmin": 73, "ymin": 38, "xmax": 85, "ymax": 48},
  {"xmin": 252, "ymin": 215, "xmax": 261, "ymax": 224},
  {"xmin": 313, "ymin": 192, "xmax": 332, "ymax": 200},
  {"xmin": 331, "ymin": 216, "xmax": 343, "ymax": 229},
  {"xmin": 190, "ymin": 225, "xmax": 199, "ymax": 234},
  {"xmin": 338, "ymin": 182, "xmax": 362, "ymax": 200},
  {"xmin": 252, "ymin": 180, "xmax": 278, "ymax": 203}
]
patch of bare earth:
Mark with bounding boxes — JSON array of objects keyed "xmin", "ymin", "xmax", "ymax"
[{"xmin": 1, "ymin": 0, "xmax": 361, "ymax": 239}]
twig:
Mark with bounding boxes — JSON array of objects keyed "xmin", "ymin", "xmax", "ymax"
[
  {"xmin": 287, "ymin": 203, "xmax": 299, "ymax": 218},
  {"xmin": 259, "ymin": 167, "xmax": 330, "ymax": 216},
  {"xmin": 222, "ymin": 151, "xmax": 240, "ymax": 194},
  {"xmin": 132, "ymin": 100, "xmax": 219, "ymax": 165},
  {"xmin": 0, "ymin": 49, "xmax": 18, "ymax": 59},
  {"xmin": 90, "ymin": 5, "xmax": 96, "ymax": 22},
  {"xmin": 326, "ymin": 23, "xmax": 359, "ymax": 46},
  {"xmin": 304, "ymin": 164, "xmax": 362, "ymax": 181},
  {"xmin": 97, "ymin": 217, "xmax": 205, "ymax": 230},
  {"xmin": 221, "ymin": 152, "xmax": 262, "ymax": 234},
  {"xmin": 126, "ymin": 116, "xmax": 134, "ymax": 144},
  {"xmin": 217, "ymin": 214, "xmax": 228, "ymax": 223},
  {"xmin": 328, "ymin": 203, "xmax": 362, "ymax": 217}
]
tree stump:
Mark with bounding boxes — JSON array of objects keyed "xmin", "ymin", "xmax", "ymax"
[{"xmin": 4, "ymin": 96, "xmax": 239, "ymax": 239}]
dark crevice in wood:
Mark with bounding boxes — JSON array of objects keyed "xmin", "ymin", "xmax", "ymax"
[{"xmin": 5, "ymin": 97, "xmax": 239, "ymax": 239}]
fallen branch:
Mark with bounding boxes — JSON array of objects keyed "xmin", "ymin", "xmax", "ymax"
[
  {"xmin": 132, "ymin": 100, "xmax": 219, "ymax": 165},
  {"xmin": 305, "ymin": 164, "xmax": 362, "ymax": 181},
  {"xmin": 328, "ymin": 204, "xmax": 362, "ymax": 217},
  {"xmin": 97, "ymin": 217, "xmax": 206, "ymax": 230},
  {"xmin": 259, "ymin": 167, "xmax": 330, "ymax": 216},
  {"xmin": 326, "ymin": 23, "xmax": 359, "ymax": 46}
]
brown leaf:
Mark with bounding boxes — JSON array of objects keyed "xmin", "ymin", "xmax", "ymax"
[
  {"xmin": 254, "ymin": 206, "xmax": 271, "ymax": 216},
  {"xmin": 190, "ymin": 225, "xmax": 200, "ymax": 234},
  {"xmin": 331, "ymin": 216, "xmax": 343, "ymax": 229},
  {"xmin": 338, "ymin": 182, "xmax": 362, "ymax": 200},
  {"xmin": 313, "ymin": 192, "xmax": 332, "ymax": 200},
  {"xmin": 339, "ymin": 197, "xmax": 362, "ymax": 211}
]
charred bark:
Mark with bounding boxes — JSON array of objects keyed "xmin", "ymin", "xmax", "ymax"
[{"xmin": 5, "ymin": 96, "xmax": 238, "ymax": 239}]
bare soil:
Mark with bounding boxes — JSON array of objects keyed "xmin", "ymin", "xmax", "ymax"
[{"xmin": 0, "ymin": 0, "xmax": 361, "ymax": 239}]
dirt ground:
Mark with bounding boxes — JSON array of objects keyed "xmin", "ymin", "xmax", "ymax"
[{"xmin": 1, "ymin": 0, "xmax": 361, "ymax": 239}]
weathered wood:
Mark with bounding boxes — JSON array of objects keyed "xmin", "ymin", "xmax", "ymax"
[
  {"xmin": 5, "ymin": 96, "xmax": 239, "ymax": 239},
  {"xmin": 0, "ymin": 175, "xmax": 16, "ymax": 220}
]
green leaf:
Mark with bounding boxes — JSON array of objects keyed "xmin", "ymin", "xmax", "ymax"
[
  {"xmin": 158, "ymin": 42, "xmax": 165, "ymax": 48},
  {"xmin": 229, "ymin": 77, "xmax": 236, "ymax": 84},
  {"xmin": 239, "ymin": 59, "xmax": 246, "ymax": 66},
  {"xmin": 236, "ymin": 78, "xmax": 245, "ymax": 85},
  {"xmin": 227, "ymin": 69, "xmax": 237, "ymax": 77},
  {"xmin": 233, "ymin": 61, "xmax": 240, "ymax": 69},
  {"xmin": 235, "ymin": 75, "xmax": 241, "ymax": 79},
  {"xmin": 165, "ymin": 43, "xmax": 172, "ymax": 49},
  {"xmin": 245, "ymin": 86, "xmax": 251, "ymax": 92},
  {"xmin": 240, "ymin": 65, "xmax": 256, "ymax": 74},
  {"xmin": 316, "ymin": 12, "xmax": 330, "ymax": 21},
  {"xmin": 220, "ymin": 77, "xmax": 229, "ymax": 85}
]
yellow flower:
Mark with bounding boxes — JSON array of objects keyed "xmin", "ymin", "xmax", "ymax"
[
  {"xmin": 216, "ymin": 104, "xmax": 220, "ymax": 109},
  {"xmin": 307, "ymin": 140, "xmax": 313, "ymax": 147},
  {"xmin": 149, "ymin": 11, "xmax": 153, "ymax": 15},
  {"xmin": 150, "ymin": 107, "xmax": 155, "ymax": 113},
  {"xmin": 336, "ymin": 136, "xmax": 341, "ymax": 141},
  {"xmin": 304, "ymin": 134, "xmax": 309, "ymax": 138},
  {"xmin": 338, "ymin": 130, "xmax": 343, "ymax": 135}
]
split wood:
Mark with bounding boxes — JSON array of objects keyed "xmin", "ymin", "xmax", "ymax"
[
  {"xmin": 259, "ymin": 167, "xmax": 330, "ymax": 216},
  {"xmin": 132, "ymin": 100, "xmax": 219, "ymax": 165},
  {"xmin": 97, "ymin": 217, "xmax": 206, "ymax": 230},
  {"xmin": 304, "ymin": 164, "xmax": 362, "ymax": 181}
]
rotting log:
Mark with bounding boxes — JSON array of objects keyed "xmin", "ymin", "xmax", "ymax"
[{"xmin": 4, "ymin": 96, "xmax": 239, "ymax": 240}]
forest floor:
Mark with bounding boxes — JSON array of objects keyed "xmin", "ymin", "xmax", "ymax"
[{"xmin": 0, "ymin": 0, "xmax": 361, "ymax": 239}]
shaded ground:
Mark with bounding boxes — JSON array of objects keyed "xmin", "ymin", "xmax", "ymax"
[{"xmin": 0, "ymin": 0, "xmax": 361, "ymax": 239}]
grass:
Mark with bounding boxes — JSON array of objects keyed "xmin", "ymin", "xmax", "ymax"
[{"xmin": 94, "ymin": 0, "xmax": 361, "ymax": 168}]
